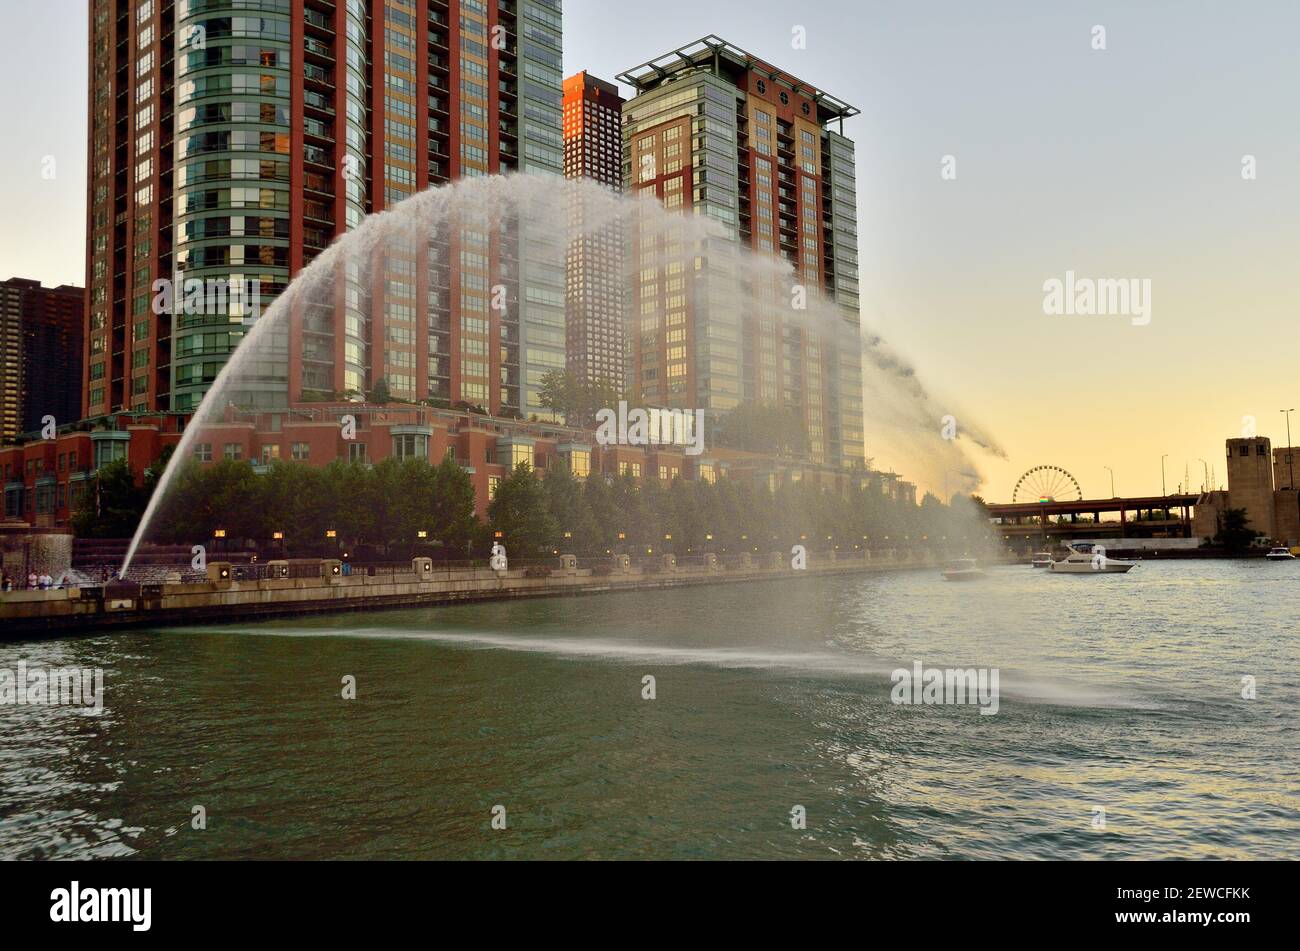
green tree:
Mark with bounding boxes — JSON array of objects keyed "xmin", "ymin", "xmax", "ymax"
[
  {"xmin": 541, "ymin": 463, "xmax": 598, "ymax": 553},
  {"xmin": 1214, "ymin": 507, "xmax": 1256, "ymax": 553},
  {"xmin": 429, "ymin": 454, "xmax": 479, "ymax": 556},
  {"xmin": 71, "ymin": 458, "xmax": 147, "ymax": 539},
  {"xmin": 714, "ymin": 402, "xmax": 808, "ymax": 456},
  {"xmin": 537, "ymin": 369, "xmax": 581, "ymax": 423},
  {"xmin": 487, "ymin": 461, "xmax": 558, "ymax": 558}
]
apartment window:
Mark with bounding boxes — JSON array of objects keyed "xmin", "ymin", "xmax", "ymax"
[
  {"xmin": 223, "ymin": 443, "xmax": 242, "ymax": 460},
  {"xmin": 568, "ymin": 450, "xmax": 591, "ymax": 478},
  {"xmin": 194, "ymin": 443, "xmax": 213, "ymax": 462},
  {"xmin": 291, "ymin": 442, "xmax": 310, "ymax": 461},
  {"xmin": 393, "ymin": 433, "xmax": 429, "ymax": 460}
]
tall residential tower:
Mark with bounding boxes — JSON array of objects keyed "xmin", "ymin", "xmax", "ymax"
[
  {"xmin": 617, "ymin": 36, "xmax": 864, "ymax": 467},
  {"xmin": 0, "ymin": 279, "xmax": 85, "ymax": 442},
  {"xmin": 84, "ymin": 0, "xmax": 564, "ymax": 419},
  {"xmin": 562, "ymin": 70, "xmax": 625, "ymax": 390}
]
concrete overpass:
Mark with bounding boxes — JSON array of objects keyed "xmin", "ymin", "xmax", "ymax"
[{"xmin": 986, "ymin": 494, "xmax": 1201, "ymax": 543}]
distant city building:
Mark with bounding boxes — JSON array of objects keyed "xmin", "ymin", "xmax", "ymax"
[
  {"xmin": 0, "ymin": 278, "xmax": 84, "ymax": 443},
  {"xmin": 84, "ymin": 0, "xmax": 564, "ymax": 419},
  {"xmin": 562, "ymin": 70, "xmax": 627, "ymax": 390},
  {"xmin": 1194, "ymin": 436, "xmax": 1300, "ymax": 545},
  {"xmin": 618, "ymin": 35, "xmax": 865, "ymax": 468}
]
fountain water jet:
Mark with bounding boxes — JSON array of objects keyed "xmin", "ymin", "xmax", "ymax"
[{"xmin": 122, "ymin": 173, "xmax": 998, "ymax": 577}]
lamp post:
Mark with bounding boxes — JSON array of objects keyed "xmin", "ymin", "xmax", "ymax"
[
  {"xmin": 1283, "ymin": 408, "xmax": 1296, "ymax": 490},
  {"xmin": 1161, "ymin": 455, "xmax": 1168, "ymax": 497},
  {"xmin": 1104, "ymin": 466, "xmax": 1115, "ymax": 498}
]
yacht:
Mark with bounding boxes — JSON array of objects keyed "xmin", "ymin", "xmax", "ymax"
[
  {"xmin": 941, "ymin": 558, "xmax": 985, "ymax": 581},
  {"xmin": 1030, "ymin": 551, "xmax": 1053, "ymax": 568},
  {"xmin": 1048, "ymin": 542, "xmax": 1135, "ymax": 574},
  {"xmin": 1265, "ymin": 547, "xmax": 1296, "ymax": 561}
]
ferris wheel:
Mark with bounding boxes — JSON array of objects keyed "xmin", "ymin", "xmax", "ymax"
[{"xmin": 1012, "ymin": 465, "xmax": 1082, "ymax": 503}]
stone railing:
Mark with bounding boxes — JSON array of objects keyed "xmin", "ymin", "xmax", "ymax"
[{"xmin": 1, "ymin": 550, "xmax": 938, "ymax": 638}]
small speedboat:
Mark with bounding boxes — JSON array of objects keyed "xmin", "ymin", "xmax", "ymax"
[
  {"xmin": 1030, "ymin": 551, "xmax": 1053, "ymax": 568},
  {"xmin": 941, "ymin": 558, "xmax": 985, "ymax": 581},
  {"xmin": 1049, "ymin": 542, "xmax": 1135, "ymax": 574},
  {"xmin": 1265, "ymin": 547, "xmax": 1296, "ymax": 561}
]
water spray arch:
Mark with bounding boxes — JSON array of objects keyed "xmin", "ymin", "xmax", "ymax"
[{"xmin": 122, "ymin": 173, "xmax": 1001, "ymax": 578}]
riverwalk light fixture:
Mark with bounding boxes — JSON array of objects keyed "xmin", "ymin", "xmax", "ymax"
[
  {"xmin": 563, "ymin": 531, "xmax": 572, "ymax": 539},
  {"xmin": 617, "ymin": 532, "xmax": 626, "ymax": 540},
  {"xmin": 494, "ymin": 531, "xmax": 504, "ymax": 539},
  {"xmin": 325, "ymin": 529, "xmax": 337, "ymax": 539},
  {"xmin": 417, "ymin": 530, "xmax": 428, "ymax": 539},
  {"xmin": 214, "ymin": 529, "xmax": 226, "ymax": 538},
  {"xmin": 272, "ymin": 531, "xmax": 283, "ymax": 540}
]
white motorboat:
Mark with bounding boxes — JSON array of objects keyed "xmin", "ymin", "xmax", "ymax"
[
  {"xmin": 1265, "ymin": 547, "xmax": 1296, "ymax": 561},
  {"xmin": 1048, "ymin": 542, "xmax": 1135, "ymax": 574},
  {"xmin": 941, "ymin": 558, "xmax": 985, "ymax": 581},
  {"xmin": 1030, "ymin": 551, "xmax": 1053, "ymax": 568}
]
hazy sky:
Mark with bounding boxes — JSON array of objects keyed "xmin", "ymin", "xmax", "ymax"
[{"xmin": 3, "ymin": 0, "xmax": 1298, "ymax": 500}]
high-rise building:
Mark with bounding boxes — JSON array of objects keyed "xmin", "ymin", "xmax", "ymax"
[
  {"xmin": 617, "ymin": 36, "xmax": 865, "ymax": 468},
  {"xmin": 84, "ymin": 0, "xmax": 564, "ymax": 419},
  {"xmin": 0, "ymin": 278, "xmax": 84, "ymax": 443},
  {"xmin": 562, "ymin": 70, "xmax": 625, "ymax": 390}
]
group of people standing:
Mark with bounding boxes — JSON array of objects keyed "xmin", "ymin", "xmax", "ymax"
[{"xmin": 1, "ymin": 570, "xmax": 66, "ymax": 591}]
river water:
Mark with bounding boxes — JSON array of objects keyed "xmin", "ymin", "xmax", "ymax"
[{"xmin": 2, "ymin": 559, "xmax": 1296, "ymax": 859}]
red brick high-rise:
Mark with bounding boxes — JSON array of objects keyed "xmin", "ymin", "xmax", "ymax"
[
  {"xmin": 84, "ymin": 0, "xmax": 564, "ymax": 420},
  {"xmin": 0, "ymin": 278, "xmax": 84, "ymax": 443}
]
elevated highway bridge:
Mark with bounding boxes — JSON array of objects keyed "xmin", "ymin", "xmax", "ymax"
[{"xmin": 986, "ymin": 494, "xmax": 1201, "ymax": 543}]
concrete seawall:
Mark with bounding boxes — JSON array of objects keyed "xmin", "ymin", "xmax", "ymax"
[{"xmin": 1, "ymin": 552, "xmax": 942, "ymax": 640}]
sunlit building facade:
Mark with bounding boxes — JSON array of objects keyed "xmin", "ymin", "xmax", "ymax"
[
  {"xmin": 84, "ymin": 0, "xmax": 564, "ymax": 419},
  {"xmin": 562, "ymin": 70, "xmax": 625, "ymax": 390},
  {"xmin": 618, "ymin": 36, "xmax": 865, "ymax": 468}
]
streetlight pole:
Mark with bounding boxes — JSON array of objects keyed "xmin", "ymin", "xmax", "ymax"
[
  {"xmin": 1104, "ymin": 466, "xmax": 1115, "ymax": 498},
  {"xmin": 1161, "ymin": 454, "xmax": 1168, "ymax": 497},
  {"xmin": 1283, "ymin": 408, "xmax": 1296, "ymax": 490}
]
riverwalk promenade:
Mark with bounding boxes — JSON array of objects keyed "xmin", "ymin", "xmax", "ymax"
[{"xmin": 1, "ymin": 550, "xmax": 954, "ymax": 640}]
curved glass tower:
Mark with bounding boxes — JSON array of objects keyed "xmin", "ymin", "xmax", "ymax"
[{"xmin": 172, "ymin": 0, "xmax": 294, "ymax": 411}]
